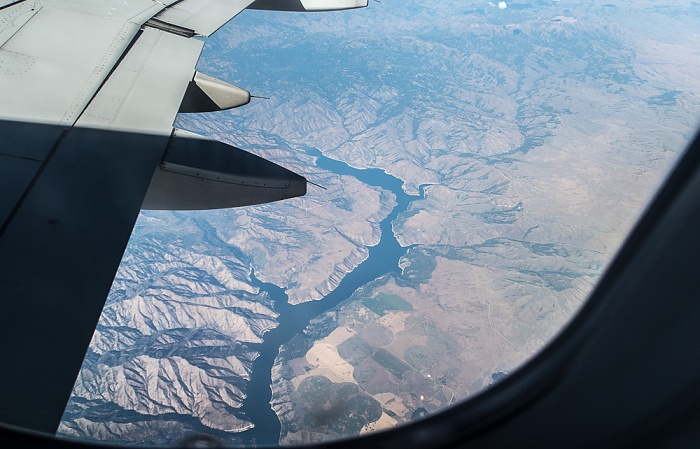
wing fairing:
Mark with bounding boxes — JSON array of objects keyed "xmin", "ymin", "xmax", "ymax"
[
  {"xmin": 179, "ymin": 72, "xmax": 251, "ymax": 113},
  {"xmin": 142, "ymin": 130, "xmax": 307, "ymax": 210}
]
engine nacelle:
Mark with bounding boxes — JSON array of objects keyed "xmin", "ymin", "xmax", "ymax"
[{"xmin": 179, "ymin": 72, "xmax": 250, "ymax": 113}]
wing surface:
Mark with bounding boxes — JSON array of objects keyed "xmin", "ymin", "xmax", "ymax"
[
  {"xmin": 0, "ymin": 124, "xmax": 168, "ymax": 433},
  {"xmin": 153, "ymin": 0, "xmax": 255, "ymax": 37},
  {"xmin": 0, "ymin": 0, "xmax": 308, "ymax": 434},
  {"xmin": 0, "ymin": 10, "xmax": 203, "ymax": 432}
]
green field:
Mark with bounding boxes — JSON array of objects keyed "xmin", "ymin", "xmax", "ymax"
[
  {"xmin": 371, "ymin": 348, "xmax": 411, "ymax": 379},
  {"xmin": 361, "ymin": 293, "xmax": 413, "ymax": 316}
]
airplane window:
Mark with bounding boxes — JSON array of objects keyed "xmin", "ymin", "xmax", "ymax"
[{"xmin": 53, "ymin": 0, "xmax": 700, "ymax": 446}]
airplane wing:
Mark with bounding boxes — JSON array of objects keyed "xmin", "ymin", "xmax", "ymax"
[{"xmin": 0, "ymin": 0, "xmax": 366, "ymax": 434}]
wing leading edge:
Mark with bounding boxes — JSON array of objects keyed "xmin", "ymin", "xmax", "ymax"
[{"xmin": 0, "ymin": 0, "xmax": 365, "ymax": 434}]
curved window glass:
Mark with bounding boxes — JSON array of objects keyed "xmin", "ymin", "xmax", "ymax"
[{"xmin": 53, "ymin": 0, "xmax": 700, "ymax": 446}]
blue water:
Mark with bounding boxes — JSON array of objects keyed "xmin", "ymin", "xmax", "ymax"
[{"xmin": 238, "ymin": 149, "xmax": 425, "ymax": 446}]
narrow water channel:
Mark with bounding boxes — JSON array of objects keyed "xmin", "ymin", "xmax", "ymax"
[{"xmin": 238, "ymin": 149, "xmax": 425, "ymax": 446}]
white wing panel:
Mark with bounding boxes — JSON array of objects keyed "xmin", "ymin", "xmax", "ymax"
[
  {"xmin": 78, "ymin": 27, "xmax": 203, "ymax": 134},
  {"xmin": 154, "ymin": 0, "xmax": 254, "ymax": 36},
  {"xmin": 0, "ymin": 6, "xmax": 139, "ymax": 126},
  {"xmin": 0, "ymin": 2, "xmax": 37, "ymax": 48},
  {"xmin": 43, "ymin": 0, "xmax": 165, "ymax": 23}
]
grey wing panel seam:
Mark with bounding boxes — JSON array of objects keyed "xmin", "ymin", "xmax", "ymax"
[
  {"xmin": 61, "ymin": 19, "xmax": 138, "ymax": 125},
  {"xmin": 0, "ymin": 5, "xmax": 36, "ymax": 48},
  {"xmin": 0, "ymin": 129, "xmax": 67, "ymax": 237},
  {"xmin": 77, "ymin": 27, "xmax": 203, "ymax": 134}
]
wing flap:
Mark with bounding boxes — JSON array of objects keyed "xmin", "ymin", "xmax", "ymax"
[
  {"xmin": 0, "ymin": 120, "xmax": 64, "ymax": 161},
  {"xmin": 0, "ymin": 19, "xmax": 205, "ymax": 435},
  {"xmin": 0, "ymin": 123, "xmax": 168, "ymax": 434},
  {"xmin": 0, "ymin": 121, "xmax": 64, "ymax": 229},
  {"xmin": 78, "ymin": 27, "xmax": 203, "ymax": 134}
]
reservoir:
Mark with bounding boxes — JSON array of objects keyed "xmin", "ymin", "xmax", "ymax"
[{"xmin": 239, "ymin": 147, "xmax": 425, "ymax": 445}]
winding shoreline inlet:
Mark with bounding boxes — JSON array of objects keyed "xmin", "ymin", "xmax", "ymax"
[{"xmin": 240, "ymin": 148, "xmax": 425, "ymax": 445}]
